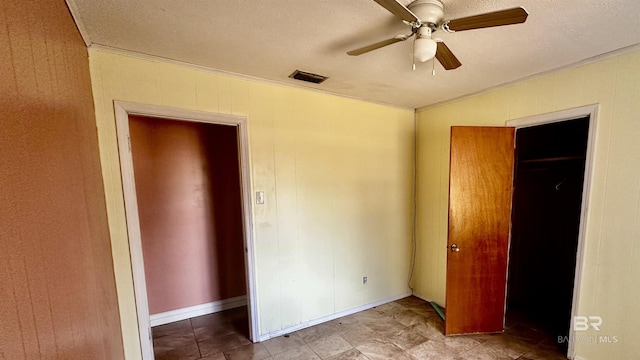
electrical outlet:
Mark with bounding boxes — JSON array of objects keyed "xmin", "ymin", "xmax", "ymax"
[{"xmin": 363, "ymin": 276, "xmax": 367, "ymax": 284}]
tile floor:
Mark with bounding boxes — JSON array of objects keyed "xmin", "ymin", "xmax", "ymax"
[{"xmin": 152, "ymin": 296, "xmax": 568, "ymax": 360}]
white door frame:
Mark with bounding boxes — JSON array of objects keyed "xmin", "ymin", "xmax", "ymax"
[
  {"xmin": 507, "ymin": 104, "xmax": 598, "ymax": 359},
  {"xmin": 114, "ymin": 101, "xmax": 260, "ymax": 360}
]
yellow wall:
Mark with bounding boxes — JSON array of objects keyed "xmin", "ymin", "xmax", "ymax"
[
  {"xmin": 415, "ymin": 49, "xmax": 640, "ymax": 359},
  {"xmin": 89, "ymin": 48, "xmax": 415, "ymax": 359}
]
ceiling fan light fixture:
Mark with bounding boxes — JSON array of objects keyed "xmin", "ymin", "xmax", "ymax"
[
  {"xmin": 347, "ymin": 0, "xmax": 529, "ymax": 70},
  {"xmin": 414, "ymin": 37, "xmax": 437, "ymax": 62}
]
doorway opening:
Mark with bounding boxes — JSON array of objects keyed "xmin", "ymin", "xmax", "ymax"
[
  {"xmin": 129, "ymin": 116, "xmax": 249, "ymax": 358},
  {"xmin": 114, "ymin": 102, "xmax": 259, "ymax": 360},
  {"xmin": 506, "ymin": 108, "xmax": 596, "ymax": 358}
]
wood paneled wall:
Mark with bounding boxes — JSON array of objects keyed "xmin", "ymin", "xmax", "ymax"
[{"xmin": 0, "ymin": 0, "xmax": 124, "ymax": 358}]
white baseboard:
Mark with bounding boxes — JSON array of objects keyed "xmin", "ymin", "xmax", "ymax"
[
  {"xmin": 257, "ymin": 292, "xmax": 412, "ymax": 342},
  {"xmin": 150, "ymin": 295, "xmax": 247, "ymax": 327}
]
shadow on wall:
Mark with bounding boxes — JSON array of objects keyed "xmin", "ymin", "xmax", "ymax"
[{"xmin": 202, "ymin": 123, "xmax": 247, "ymax": 302}]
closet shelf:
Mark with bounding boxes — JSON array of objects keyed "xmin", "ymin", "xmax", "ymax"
[{"xmin": 519, "ymin": 156, "xmax": 585, "ymax": 164}]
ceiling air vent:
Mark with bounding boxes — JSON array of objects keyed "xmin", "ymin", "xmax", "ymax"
[{"xmin": 289, "ymin": 70, "xmax": 328, "ymax": 84}]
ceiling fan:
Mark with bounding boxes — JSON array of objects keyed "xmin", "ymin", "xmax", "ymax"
[{"xmin": 347, "ymin": 0, "xmax": 529, "ymax": 70}]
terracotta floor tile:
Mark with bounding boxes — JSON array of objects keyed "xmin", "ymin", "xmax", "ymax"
[
  {"xmin": 390, "ymin": 351, "xmax": 416, "ymax": 360},
  {"xmin": 153, "ymin": 319, "xmax": 193, "ymax": 339},
  {"xmin": 154, "ymin": 333, "xmax": 199, "ymax": 359},
  {"xmin": 406, "ymin": 339, "xmax": 459, "ymax": 360},
  {"xmin": 406, "ymin": 302, "xmax": 439, "ymax": 318},
  {"xmin": 350, "ymin": 309, "xmax": 386, "ymax": 325},
  {"xmin": 263, "ymin": 334, "xmax": 307, "ymax": 356},
  {"xmin": 374, "ymin": 302, "xmax": 407, "ymax": 316},
  {"xmin": 151, "ymin": 299, "xmax": 567, "ymax": 360},
  {"xmin": 395, "ymin": 296, "xmax": 428, "ymax": 308},
  {"xmin": 327, "ymin": 315, "xmax": 362, "ymax": 334},
  {"xmin": 454, "ymin": 344, "xmax": 512, "ymax": 360},
  {"xmin": 154, "ymin": 333, "xmax": 200, "ymax": 360},
  {"xmin": 482, "ymin": 334, "xmax": 533, "ymax": 359},
  {"xmin": 224, "ymin": 342, "xmax": 271, "ymax": 360},
  {"xmin": 504, "ymin": 323, "xmax": 547, "ymax": 345},
  {"xmin": 325, "ymin": 348, "xmax": 369, "ymax": 360},
  {"xmin": 365, "ymin": 317, "xmax": 407, "ymax": 337},
  {"xmin": 340, "ymin": 324, "xmax": 383, "ymax": 348},
  {"xmin": 442, "ymin": 336, "xmax": 481, "ymax": 354},
  {"xmin": 198, "ymin": 332, "xmax": 251, "ymax": 357},
  {"xmin": 271, "ymin": 345, "xmax": 321, "ymax": 360},
  {"xmin": 307, "ymin": 334, "xmax": 354, "ymax": 359},
  {"xmin": 295, "ymin": 322, "xmax": 341, "ymax": 344},
  {"xmin": 356, "ymin": 339, "xmax": 406, "ymax": 360},
  {"xmin": 391, "ymin": 309, "xmax": 430, "ymax": 328},
  {"xmin": 198, "ymin": 353, "xmax": 226, "ymax": 360},
  {"xmin": 193, "ymin": 323, "xmax": 237, "ymax": 343},
  {"xmin": 406, "ymin": 322, "xmax": 446, "ymax": 341},
  {"xmin": 388, "ymin": 328, "xmax": 429, "ymax": 350},
  {"xmin": 519, "ymin": 346, "xmax": 569, "ymax": 360}
]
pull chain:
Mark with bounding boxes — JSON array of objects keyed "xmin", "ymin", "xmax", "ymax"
[{"xmin": 412, "ymin": 40, "xmax": 416, "ymax": 71}]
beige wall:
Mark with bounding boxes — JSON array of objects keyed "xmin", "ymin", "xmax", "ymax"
[
  {"xmin": 89, "ymin": 48, "xmax": 415, "ymax": 359},
  {"xmin": 415, "ymin": 49, "xmax": 640, "ymax": 359},
  {"xmin": 0, "ymin": 0, "xmax": 123, "ymax": 358}
]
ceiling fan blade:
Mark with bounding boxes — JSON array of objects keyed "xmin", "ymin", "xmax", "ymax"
[
  {"xmin": 347, "ymin": 35, "xmax": 411, "ymax": 56},
  {"xmin": 372, "ymin": 0, "xmax": 419, "ymax": 23},
  {"xmin": 446, "ymin": 7, "xmax": 528, "ymax": 32},
  {"xmin": 435, "ymin": 42, "xmax": 462, "ymax": 70}
]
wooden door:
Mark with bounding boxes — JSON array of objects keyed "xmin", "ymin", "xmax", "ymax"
[{"xmin": 445, "ymin": 126, "xmax": 515, "ymax": 335}]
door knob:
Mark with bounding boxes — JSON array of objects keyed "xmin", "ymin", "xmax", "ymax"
[{"xmin": 449, "ymin": 244, "xmax": 460, "ymax": 252}]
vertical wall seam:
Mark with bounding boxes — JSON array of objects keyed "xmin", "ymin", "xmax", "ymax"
[
  {"xmin": 408, "ymin": 109, "xmax": 418, "ymax": 292},
  {"xmin": 270, "ymin": 92, "xmax": 284, "ymax": 331},
  {"xmin": 591, "ymin": 62, "xmax": 618, "ymax": 310},
  {"xmin": 9, "ymin": 256, "xmax": 28, "ymax": 359},
  {"xmin": 22, "ymin": 258, "xmax": 42, "ymax": 356}
]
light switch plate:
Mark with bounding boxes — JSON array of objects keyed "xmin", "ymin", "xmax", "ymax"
[{"xmin": 256, "ymin": 191, "xmax": 265, "ymax": 204}]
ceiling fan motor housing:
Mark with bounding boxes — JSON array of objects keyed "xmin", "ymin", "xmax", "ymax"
[{"xmin": 408, "ymin": 0, "xmax": 444, "ymax": 28}]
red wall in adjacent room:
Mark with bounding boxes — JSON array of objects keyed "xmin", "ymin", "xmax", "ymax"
[
  {"xmin": 0, "ymin": 0, "xmax": 124, "ymax": 358},
  {"xmin": 129, "ymin": 116, "xmax": 246, "ymax": 315}
]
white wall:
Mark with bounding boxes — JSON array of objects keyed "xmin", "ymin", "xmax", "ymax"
[{"xmin": 89, "ymin": 48, "xmax": 415, "ymax": 359}]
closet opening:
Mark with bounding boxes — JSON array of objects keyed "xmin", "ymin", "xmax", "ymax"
[
  {"xmin": 128, "ymin": 116, "xmax": 250, "ymax": 359},
  {"xmin": 506, "ymin": 116, "xmax": 590, "ymax": 355}
]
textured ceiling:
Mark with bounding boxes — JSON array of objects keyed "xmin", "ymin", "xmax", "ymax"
[{"xmin": 68, "ymin": 0, "xmax": 640, "ymax": 108}]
